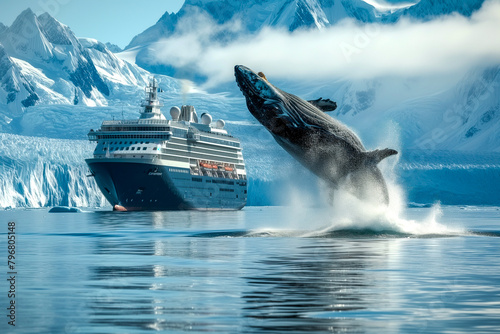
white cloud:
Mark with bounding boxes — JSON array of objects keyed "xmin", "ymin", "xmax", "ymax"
[{"xmin": 152, "ymin": 0, "xmax": 500, "ymax": 88}]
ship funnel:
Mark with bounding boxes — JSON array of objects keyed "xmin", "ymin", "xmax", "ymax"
[
  {"xmin": 179, "ymin": 105, "xmax": 198, "ymax": 123},
  {"xmin": 170, "ymin": 106, "xmax": 180, "ymax": 121}
]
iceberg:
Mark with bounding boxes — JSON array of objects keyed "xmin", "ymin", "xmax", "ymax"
[{"xmin": 48, "ymin": 206, "xmax": 82, "ymax": 213}]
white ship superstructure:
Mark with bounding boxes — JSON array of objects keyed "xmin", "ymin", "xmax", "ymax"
[{"xmin": 86, "ymin": 78, "xmax": 247, "ymax": 211}]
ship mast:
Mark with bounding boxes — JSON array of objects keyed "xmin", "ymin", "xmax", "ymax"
[{"xmin": 140, "ymin": 77, "xmax": 166, "ymax": 120}]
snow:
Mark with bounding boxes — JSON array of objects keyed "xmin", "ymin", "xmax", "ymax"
[
  {"xmin": 0, "ymin": 1, "xmax": 498, "ymax": 208},
  {"xmin": 115, "ymin": 46, "xmax": 142, "ymax": 64},
  {"xmin": 361, "ymin": 0, "xmax": 418, "ymax": 12},
  {"xmin": 0, "ymin": 9, "xmax": 150, "ymax": 117}
]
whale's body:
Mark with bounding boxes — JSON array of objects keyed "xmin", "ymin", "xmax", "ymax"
[{"xmin": 234, "ymin": 65, "xmax": 397, "ymax": 204}]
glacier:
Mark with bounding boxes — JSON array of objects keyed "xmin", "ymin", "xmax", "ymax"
[{"xmin": 0, "ymin": 133, "xmax": 107, "ymax": 209}]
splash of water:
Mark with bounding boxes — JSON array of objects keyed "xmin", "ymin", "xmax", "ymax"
[
  {"xmin": 273, "ymin": 172, "xmax": 464, "ymax": 238},
  {"xmin": 272, "ymin": 123, "xmax": 465, "ymax": 237}
]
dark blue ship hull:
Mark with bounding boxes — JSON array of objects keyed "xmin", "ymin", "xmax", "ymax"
[{"xmin": 86, "ymin": 159, "xmax": 247, "ymax": 211}]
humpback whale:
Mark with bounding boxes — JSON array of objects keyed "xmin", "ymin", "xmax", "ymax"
[{"xmin": 234, "ymin": 65, "xmax": 398, "ymax": 205}]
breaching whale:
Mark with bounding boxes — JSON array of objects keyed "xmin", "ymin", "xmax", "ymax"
[{"xmin": 234, "ymin": 65, "xmax": 398, "ymax": 205}]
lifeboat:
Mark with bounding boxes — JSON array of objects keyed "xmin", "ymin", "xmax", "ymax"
[
  {"xmin": 200, "ymin": 162, "xmax": 213, "ymax": 169},
  {"xmin": 224, "ymin": 166, "xmax": 234, "ymax": 171},
  {"xmin": 113, "ymin": 204, "xmax": 127, "ymax": 212}
]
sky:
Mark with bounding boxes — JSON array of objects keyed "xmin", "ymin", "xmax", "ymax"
[{"xmin": 0, "ymin": 0, "xmax": 185, "ymax": 48}]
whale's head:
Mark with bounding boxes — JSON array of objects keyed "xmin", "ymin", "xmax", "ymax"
[
  {"xmin": 235, "ymin": 65, "xmax": 322, "ymax": 134},
  {"xmin": 234, "ymin": 65, "xmax": 285, "ymax": 128},
  {"xmin": 235, "ymin": 65, "xmax": 337, "ymax": 136}
]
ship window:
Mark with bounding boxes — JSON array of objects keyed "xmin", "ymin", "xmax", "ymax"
[
  {"xmin": 126, "ymin": 147, "xmax": 129, "ymax": 150},
  {"xmin": 120, "ymin": 147, "xmax": 124, "ymax": 151},
  {"xmin": 140, "ymin": 141, "xmax": 143, "ymax": 144},
  {"xmin": 142, "ymin": 147, "xmax": 147, "ymax": 150},
  {"xmin": 146, "ymin": 142, "xmax": 150, "ymax": 144},
  {"xmin": 131, "ymin": 147, "xmax": 135, "ymax": 150},
  {"xmin": 119, "ymin": 142, "xmax": 122, "ymax": 144},
  {"xmin": 103, "ymin": 147, "xmax": 107, "ymax": 151}
]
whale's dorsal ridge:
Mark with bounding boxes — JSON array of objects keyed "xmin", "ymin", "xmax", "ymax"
[{"xmin": 365, "ymin": 148, "xmax": 398, "ymax": 165}]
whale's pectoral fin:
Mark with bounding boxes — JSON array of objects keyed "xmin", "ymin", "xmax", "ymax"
[
  {"xmin": 307, "ymin": 98, "xmax": 337, "ymax": 112},
  {"xmin": 365, "ymin": 148, "xmax": 398, "ymax": 165}
]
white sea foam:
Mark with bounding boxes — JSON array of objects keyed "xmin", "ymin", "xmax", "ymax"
[{"xmin": 272, "ymin": 125, "xmax": 465, "ymax": 237}]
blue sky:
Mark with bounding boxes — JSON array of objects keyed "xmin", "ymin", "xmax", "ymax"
[{"xmin": 0, "ymin": 0, "xmax": 185, "ymax": 48}]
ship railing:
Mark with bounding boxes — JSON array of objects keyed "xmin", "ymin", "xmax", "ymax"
[
  {"xmin": 93, "ymin": 153, "xmax": 159, "ymax": 160},
  {"xmin": 102, "ymin": 119, "xmax": 170, "ymax": 126}
]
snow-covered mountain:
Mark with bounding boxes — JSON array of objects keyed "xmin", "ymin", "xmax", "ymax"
[
  {"xmin": 0, "ymin": 8, "xmax": 152, "ymax": 130},
  {"xmin": 126, "ymin": 0, "xmax": 486, "ymax": 74},
  {"xmin": 128, "ymin": 0, "xmax": 486, "ymax": 49}
]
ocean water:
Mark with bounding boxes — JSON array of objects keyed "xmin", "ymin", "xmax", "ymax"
[{"xmin": 1, "ymin": 205, "xmax": 500, "ymax": 334}]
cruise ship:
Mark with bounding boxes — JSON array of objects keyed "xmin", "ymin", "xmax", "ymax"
[{"xmin": 86, "ymin": 79, "xmax": 247, "ymax": 211}]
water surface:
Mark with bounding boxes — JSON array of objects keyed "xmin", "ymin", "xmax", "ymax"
[{"xmin": 1, "ymin": 206, "xmax": 499, "ymax": 333}]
